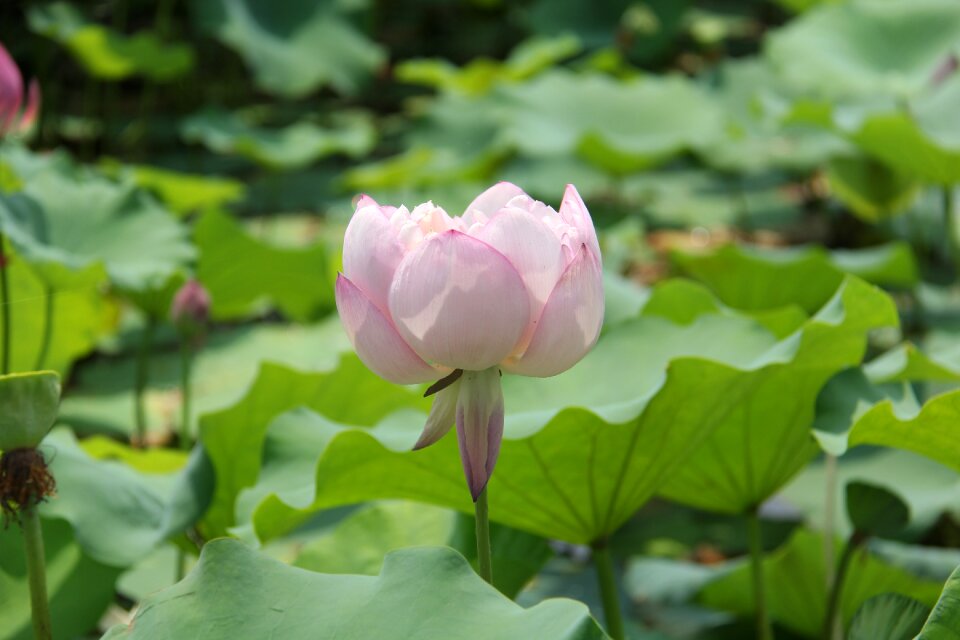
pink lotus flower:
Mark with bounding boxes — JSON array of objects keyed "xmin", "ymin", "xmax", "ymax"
[
  {"xmin": 336, "ymin": 182, "xmax": 604, "ymax": 499},
  {"xmin": 0, "ymin": 41, "xmax": 40, "ymax": 137}
]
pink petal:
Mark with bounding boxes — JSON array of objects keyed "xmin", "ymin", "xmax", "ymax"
[
  {"xmin": 0, "ymin": 42, "xmax": 23, "ymax": 135},
  {"xmin": 389, "ymin": 230, "xmax": 530, "ymax": 371},
  {"xmin": 413, "ymin": 378, "xmax": 460, "ymax": 450},
  {"xmin": 463, "ymin": 182, "xmax": 526, "ymax": 222},
  {"xmin": 336, "ymin": 274, "xmax": 441, "ymax": 384},
  {"xmin": 342, "ymin": 202, "xmax": 405, "ymax": 312},
  {"xmin": 477, "ymin": 207, "xmax": 566, "ymax": 310},
  {"xmin": 16, "ymin": 78, "xmax": 40, "ymax": 133},
  {"xmin": 558, "ymin": 184, "xmax": 601, "ymax": 264},
  {"xmin": 455, "ymin": 368, "xmax": 504, "ymax": 501},
  {"xmin": 504, "ymin": 245, "xmax": 604, "ymax": 377}
]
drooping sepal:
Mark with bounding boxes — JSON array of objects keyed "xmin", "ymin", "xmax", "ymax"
[
  {"xmin": 455, "ymin": 368, "xmax": 504, "ymax": 501},
  {"xmin": 413, "ymin": 375, "xmax": 461, "ymax": 450}
]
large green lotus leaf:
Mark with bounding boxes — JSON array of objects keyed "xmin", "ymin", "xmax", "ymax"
[
  {"xmin": 37, "ymin": 428, "xmax": 212, "ymax": 567},
  {"xmin": 864, "ymin": 343, "xmax": 960, "ymax": 384},
  {"xmin": 397, "ymin": 34, "xmax": 581, "ymax": 96},
  {"xmin": 641, "ymin": 279, "xmax": 808, "ymax": 339},
  {"xmin": 766, "ymin": 0, "xmax": 960, "ymax": 100},
  {"xmin": 620, "ymin": 168, "xmax": 800, "ymax": 230},
  {"xmin": 786, "ymin": 76, "xmax": 960, "ymax": 184},
  {"xmin": 918, "ymin": 565, "xmax": 960, "ymax": 639},
  {"xmin": 28, "ymin": 2, "xmax": 194, "ymax": 81},
  {"xmin": 345, "ymin": 93, "xmax": 504, "ymax": 197},
  {"xmin": 699, "ymin": 529, "xmax": 945, "ymax": 637},
  {"xmin": 59, "ymin": 317, "xmax": 351, "ymax": 439},
  {"xmin": 658, "ymin": 278, "xmax": 898, "ymax": 514},
  {"xmin": 235, "ymin": 278, "xmax": 893, "ymax": 543},
  {"xmin": 200, "ymin": 355, "xmax": 428, "ymax": 537},
  {"xmin": 102, "ymin": 542, "xmax": 606, "ymax": 640},
  {"xmin": 810, "ymin": 367, "xmax": 919, "ymax": 456},
  {"xmin": 0, "ymin": 148, "xmax": 195, "ymax": 292},
  {"xmin": 672, "ymin": 242, "xmax": 917, "ymax": 313},
  {"xmin": 233, "ymin": 313, "xmax": 777, "ymax": 543},
  {"xmin": 826, "ymin": 155, "xmax": 920, "ymax": 222},
  {"xmin": 292, "ymin": 501, "xmax": 551, "ymax": 599},
  {"xmin": 841, "ymin": 387, "xmax": 960, "ymax": 472},
  {"xmin": 849, "ymin": 594, "xmax": 931, "ymax": 640},
  {"xmin": 194, "ymin": 209, "xmax": 333, "ymax": 321},
  {"xmin": 191, "ymin": 0, "xmax": 385, "ymax": 98},
  {"xmin": 698, "ymin": 59, "xmax": 849, "ymax": 173},
  {"xmin": 0, "ymin": 519, "xmax": 121, "ymax": 640},
  {"xmin": 101, "ymin": 161, "xmax": 245, "ymax": 216},
  {"xmin": 499, "ymin": 70, "xmax": 723, "ymax": 173},
  {"xmin": 181, "ymin": 108, "xmax": 376, "ymax": 170},
  {"xmin": 0, "ymin": 248, "xmax": 113, "ymax": 376},
  {"xmin": 524, "ymin": 0, "xmax": 689, "ymax": 65},
  {"xmin": 781, "ymin": 449, "xmax": 960, "ymax": 541},
  {"xmin": 845, "ymin": 113, "xmax": 960, "ymax": 186}
]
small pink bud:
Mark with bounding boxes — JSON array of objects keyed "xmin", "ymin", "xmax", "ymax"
[{"xmin": 170, "ymin": 279, "xmax": 211, "ymax": 334}]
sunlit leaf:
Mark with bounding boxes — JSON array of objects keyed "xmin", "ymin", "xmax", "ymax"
[
  {"xmin": 101, "ymin": 542, "xmax": 607, "ymax": 640},
  {"xmin": 672, "ymin": 242, "xmax": 917, "ymax": 313},
  {"xmin": 181, "ymin": 109, "xmax": 376, "ymax": 170},
  {"xmin": 699, "ymin": 529, "xmax": 945, "ymax": 636},
  {"xmin": 767, "ymin": 0, "xmax": 960, "ymax": 99},
  {"xmin": 0, "ymin": 520, "xmax": 121, "ymax": 640},
  {"xmin": 28, "ymin": 2, "xmax": 194, "ymax": 81},
  {"xmin": 500, "ymin": 70, "xmax": 723, "ymax": 173},
  {"xmin": 194, "ymin": 209, "xmax": 333, "ymax": 321},
  {"xmin": 917, "ymin": 565, "xmax": 960, "ymax": 639},
  {"xmin": 36, "ymin": 428, "xmax": 212, "ymax": 567},
  {"xmin": 191, "ymin": 0, "xmax": 385, "ymax": 97}
]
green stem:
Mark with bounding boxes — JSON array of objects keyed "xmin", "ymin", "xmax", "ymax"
[
  {"xmin": 944, "ymin": 186, "xmax": 957, "ymax": 269},
  {"xmin": 474, "ymin": 487, "xmax": 493, "ymax": 584},
  {"xmin": 134, "ymin": 317, "xmax": 156, "ymax": 447},
  {"xmin": 0, "ymin": 233, "xmax": 10, "ymax": 375},
  {"xmin": 179, "ymin": 339, "xmax": 192, "ymax": 450},
  {"xmin": 747, "ymin": 510, "xmax": 773, "ymax": 640},
  {"xmin": 823, "ymin": 454, "xmax": 838, "ymax": 590},
  {"xmin": 822, "ymin": 536, "xmax": 861, "ymax": 640},
  {"xmin": 34, "ymin": 287, "xmax": 54, "ymax": 371},
  {"xmin": 592, "ymin": 543, "xmax": 625, "ymax": 640},
  {"xmin": 22, "ymin": 505, "xmax": 52, "ymax": 640}
]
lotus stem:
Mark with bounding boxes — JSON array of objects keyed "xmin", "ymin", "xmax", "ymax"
[
  {"xmin": 945, "ymin": 186, "xmax": 957, "ymax": 267},
  {"xmin": 34, "ymin": 286, "xmax": 54, "ymax": 370},
  {"xmin": 823, "ymin": 453, "xmax": 838, "ymax": 589},
  {"xmin": 746, "ymin": 509, "xmax": 773, "ymax": 640},
  {"xmin": 22, "ymin": 505, "xmax": 52, "ymax": 640},
  {"xmin": 474, "ymin": 487, "xmax": 493, "ymax": 584},
  {"xmin": 822, "ymin": 535, "xmax": 861, "ymax": 640},
  {"xmin": 134, "ymin": 316, "xmax": 156, "ymax": 446},
  {"xmin": 0, "ymin": 233, "xmax": 10, "ymax": 374},
  {"xmin": 592, "ymin": 541, "xmax": 625, "ymax": 640},
  {"xmin": 179, "ymin": 339, "xmax": 193, "ymax": 450}
]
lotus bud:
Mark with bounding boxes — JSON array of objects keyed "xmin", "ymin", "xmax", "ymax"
[{"xmin": 170, "ymin": 279, "xmax": 211, "ymax": 336}]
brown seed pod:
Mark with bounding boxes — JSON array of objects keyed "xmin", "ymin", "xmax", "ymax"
[{"xmin": 0, "ymin": 448, "xmax": 55, "ymax": 525}]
